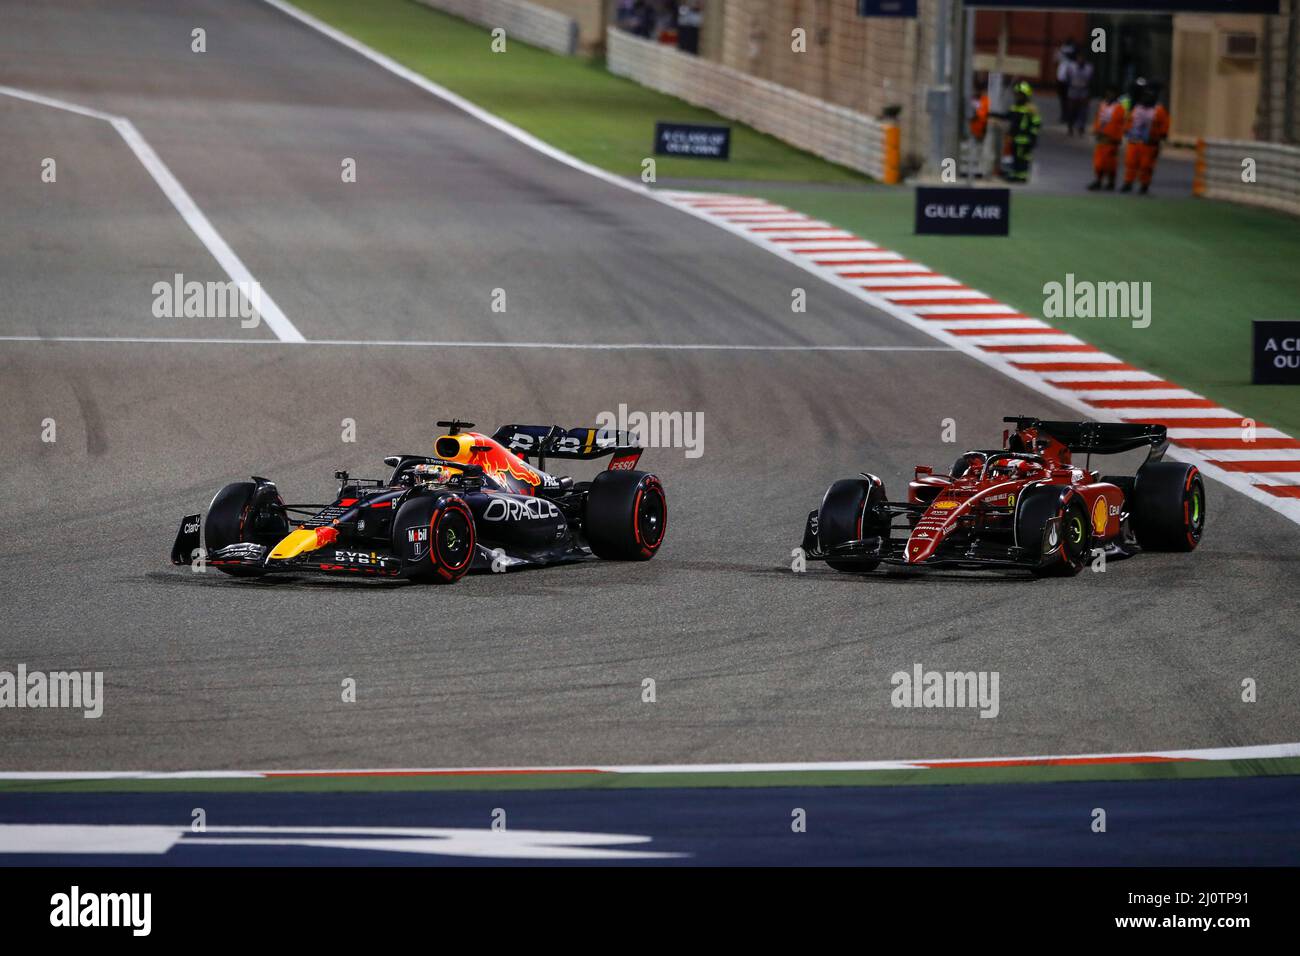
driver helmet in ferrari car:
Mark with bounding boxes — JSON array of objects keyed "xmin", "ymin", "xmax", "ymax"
[{"xmin": 992, "ymin": 456, "xmax": 1044, "ymax": 479}]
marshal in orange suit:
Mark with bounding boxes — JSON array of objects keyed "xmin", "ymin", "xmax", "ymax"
[
  {"xmin": 1122, "ymin": 88, "xmax": 1170, "ymax": 194},
  {"xmin": 1087, "ymin": 88, "xmax": 1126, "ymax": 191}
]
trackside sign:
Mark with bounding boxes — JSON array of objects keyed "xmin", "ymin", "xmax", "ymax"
[
  {"xmin": 915, "ymin": 186, "xmax": 1010, "ymax": 236},
  {"xmin": 1252, "ymin": 321, "xmax": 1300, "ymax": 384},
  {"xmin": 654, "ymin": 122, "xmax": 730, "ymax": 160},
  {"xmin": 857, "ymin": 0, "xmax": 918, "ymax": 15}
]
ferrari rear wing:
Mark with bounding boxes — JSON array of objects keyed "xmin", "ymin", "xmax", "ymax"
[
  {"xmin": 492, "ymin": 424, "xmax": 643, "ymax": 471},
  {"xmin": 1003, "ymin": 417, "xmax": 1167, "ymax": 461}
]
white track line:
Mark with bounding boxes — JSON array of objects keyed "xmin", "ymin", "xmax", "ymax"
[
  {"xmin": 0, "ymin": 335, "xmax": 953, "ymax": 353},
  {"xmin": 3, "ymin": 741, "xmax": 1297, "ymax": 780},
  {"xmin": 0, "ymin": 85, "xmax": 305, "ymax": 344},
  {"xmin": 257, "ymin": 3, "xmax": 1299, "ymax": 523}
]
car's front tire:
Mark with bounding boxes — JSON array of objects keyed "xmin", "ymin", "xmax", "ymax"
[
  {"xmin": 819, "ymin": 477, "xmax": 888, "ymax": 573},
  {"xmin": 392, "ymin": 493, "xmax": 475, "ymax": 584},
  {"xmin": 1016, "ymin": 486, "xmax": 1089, "ymax": 578},
  {"xmin": 205, "ymin": 480, "xmax": 288, "ymax": 577}
]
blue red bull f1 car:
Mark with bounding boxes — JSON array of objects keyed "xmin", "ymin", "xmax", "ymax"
[{"xmin": 171, "ymin": 420, "xmax": 667, "ymax": 584}]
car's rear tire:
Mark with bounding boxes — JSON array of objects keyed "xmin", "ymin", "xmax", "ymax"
[
  {"xmin": 819, "ymin": 477, "xmax": 887, "ymax": 573},
  {"xmin": 205, "ymin": 481, "xmax": 288, "ymax": 577},
  {"xmin": 1017, "ymin": 486, "xmax": 1089, "ymax": 578},
  {"xmin": 586, "ymin": 471, "xmax": 666, "ymax": 560},
  {"xmin": 1131, "ymin": 461, "xmax": 1205, "ymax": 552},
  {"xmin": 392, "ymin": 493, "xmax": 475, "ymax": 583}
]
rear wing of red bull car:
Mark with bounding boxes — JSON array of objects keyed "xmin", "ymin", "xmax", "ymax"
[{"xmin": 492, "ymin": 424, "xmax": 643, "ymax": 472}]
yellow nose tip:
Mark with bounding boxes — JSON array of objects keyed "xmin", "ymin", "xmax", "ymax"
[{"xmin": 269, "ymin": 528, "xmax": 325, "ymax": 560}]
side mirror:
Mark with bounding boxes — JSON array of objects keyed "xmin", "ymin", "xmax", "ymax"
[{"xmin": 914, "ymin": 465, "xmax": 933, "ymax": 477}]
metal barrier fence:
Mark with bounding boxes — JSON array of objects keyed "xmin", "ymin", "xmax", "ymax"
[
  {"xmin": 607, "ymin": 29, "xmax": 899, "ymax": 183},
  {"xmin": 415, "ymin": 0, "xmax": 578, "ymax": 56},
  {"xmin": 1195, "ymin": 139, "xmax": 1300, "ymax": 216}
]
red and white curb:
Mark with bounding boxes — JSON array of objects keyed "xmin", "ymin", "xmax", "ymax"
[
  {"xmin": 3, "ymin": 741, "xmax": 1297, "ymax": 780},
  {"xmin": 657, "ymin": 191, "xmax": 1300, "ymax": 525}
]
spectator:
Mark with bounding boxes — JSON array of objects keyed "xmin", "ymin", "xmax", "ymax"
[
  {"xmin": 615, "ymin": 0, "xmax": 637, "ymax": 32},
  {"xmin": 1053, "ymin": 37, "xmax": 1077, "ymax": 124},
  {"xmin": 629, "ymin": 0, "xmax": 655, "ymax": 38},
  {"xmin": 1065, "ymin": 52, "xmax": 1094, "ymax": 136},
  {"xmin": 677, "ymin": 0, "xmax": 703, "ymax": 55},
  {"xmin": 655, "ymin": 0, "xmax": 677, "ymax": 41}
]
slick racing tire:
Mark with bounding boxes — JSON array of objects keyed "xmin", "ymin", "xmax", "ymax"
[
  {"xmin": 819, "ymin": 477, "xmax": 887, "ymax": 573},
  {"xmin": 206, "ymin": 481, "xmax": 289, "ymax": 577},
  {"xmin": 1130, "ymin": 461, "xmax": 1205, "ymax": 552},
  {"xmin": 392, "ymin": 493, "xmax": 475, "ymax": 584},
  {"xmin": 586, "ymin": 470, "xmax": 667, "ymax": 560},
  {"xmin": 1016, "ymin": 487, "xmax": 1089, "ymax": 578}
]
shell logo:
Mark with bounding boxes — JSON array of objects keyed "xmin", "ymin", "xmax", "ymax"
[
  {"xmin": 933, "ymin": 500, "xmax": 958, "ymax": 510},
  {"xmin": 1092, "ymin": 496, "xmax": 1109, "ymax": 535}
]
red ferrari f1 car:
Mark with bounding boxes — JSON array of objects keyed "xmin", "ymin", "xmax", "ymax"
[{"xmin": 800, "ymin": 417, "xmax": 1205, "ymax": 577}]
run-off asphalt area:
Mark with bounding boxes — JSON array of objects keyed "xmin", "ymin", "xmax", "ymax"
[{"xmin": 1, "ymin": 0, "xmax": 1298, "ymax": 772}]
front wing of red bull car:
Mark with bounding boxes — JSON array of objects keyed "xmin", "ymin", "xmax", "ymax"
[
  {"xmin": 170, "ymin": 420, "xmax": 667, "ymax": 585},
  {"xmin": 799, "ymin": 417, "xmax": 1204, "ymax": 578}
]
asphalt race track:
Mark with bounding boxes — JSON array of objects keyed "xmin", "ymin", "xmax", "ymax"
[{"xmin": 2, "ymin": 0, "xmax": 1299, "ymax": 779}]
